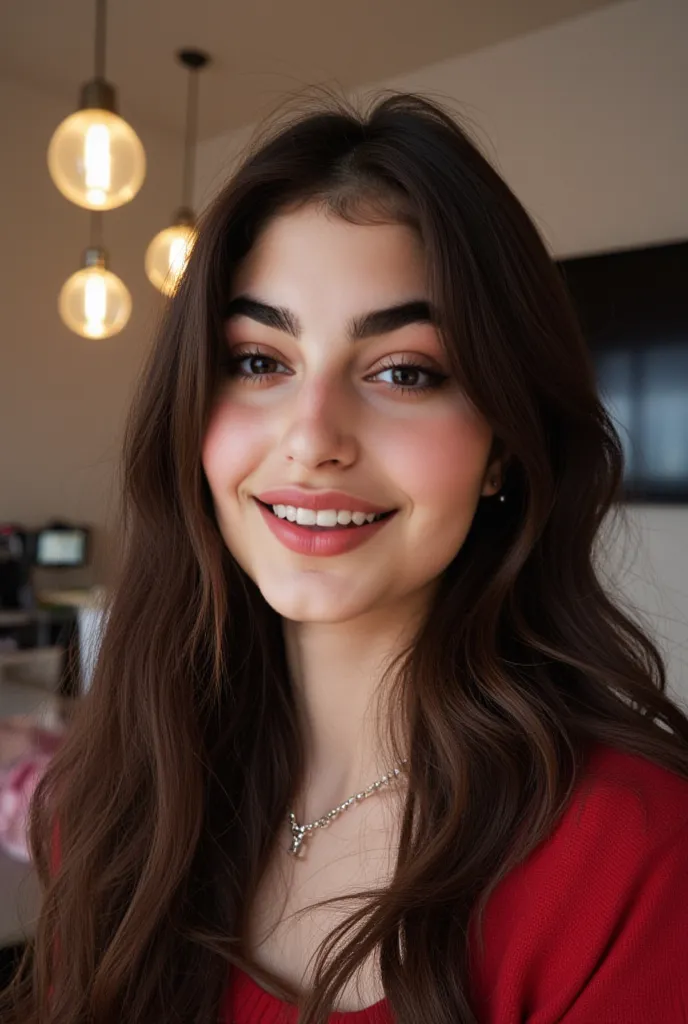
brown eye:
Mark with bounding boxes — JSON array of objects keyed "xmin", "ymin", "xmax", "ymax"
[
  {"xmin": 243, "ymin": 355, "xmax": 277, "ymax": 375},
  {"xmin": 225, "ymin": 348, "xmax": 291, "ymax": 382},
  {"xmin": 370, "ymin": 358, "xmax": 449, "ymax": 395},
  {"xmin": 390, "ymin": 366, "xmax": 423, "ymax": 387}
]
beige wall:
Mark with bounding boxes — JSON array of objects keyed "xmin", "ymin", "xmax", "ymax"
[
  {"xmin": 195, "ymin": 0, "xmax": 688, "ymax": 704},
  {"xmin": 0, "ymin": 74, "xmax": 180, "ymax": 588}
]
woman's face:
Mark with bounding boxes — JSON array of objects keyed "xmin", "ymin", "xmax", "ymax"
[{"xmin": 203, "ymin": 203, "xmax": 501, "ymax": 624}]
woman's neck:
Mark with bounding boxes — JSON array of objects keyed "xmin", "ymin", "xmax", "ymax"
[{"xmin": 282, "ymin": 593, "xmax": 428, "ymax": 821}]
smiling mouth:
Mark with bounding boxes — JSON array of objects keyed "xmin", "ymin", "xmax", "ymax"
[{"xmin": 255, "ymin": 498, "xmax": 396, "ymax": 530}]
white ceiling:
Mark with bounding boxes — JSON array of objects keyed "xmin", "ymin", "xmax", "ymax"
[{"xmin": 3, "ymin": 0, "xmax": 623, "ymax": 141}]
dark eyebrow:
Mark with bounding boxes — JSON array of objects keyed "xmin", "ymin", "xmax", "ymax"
[
  {"xmin": 225, "ymin": 296, "xmax": 298, "ymax": 335},
  {"xmin": 351, "ymin": 301, "xmax": 436, "ymax": 340},
  {"xmin": 224, "ymin": 296, "xmax": 436, "ymax": 341}
]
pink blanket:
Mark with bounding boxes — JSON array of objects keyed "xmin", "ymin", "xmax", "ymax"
[{"xmin": 0, "ymin": 718, "xmax": 64, "ymax": 862}]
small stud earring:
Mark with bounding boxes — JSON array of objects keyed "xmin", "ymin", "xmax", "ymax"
[{"xmin": 490, "ymin": 478, "xmax": 505, "ymax": 503}]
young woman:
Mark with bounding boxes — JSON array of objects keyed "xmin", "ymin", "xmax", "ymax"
[{"xmin": 4, "ymin": 92, "xmax": 688, "ymax": 1024}]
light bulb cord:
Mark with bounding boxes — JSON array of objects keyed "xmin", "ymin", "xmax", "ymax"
[
  {"xmin": 89, "ymin": 211, "xmax": 103, "ymax": 250},
  {"xmin": 181, "ymin": 68, "xmax": 199, "ymax": 211},
  {"xmin": 94, "ymin": 0, "xmax": 107, "ymax": 80}
]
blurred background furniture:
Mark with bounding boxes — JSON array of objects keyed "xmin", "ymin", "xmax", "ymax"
[
  {"xmin": 0, "ymin": 567, "xmax": 103, "ymax": 986},
  {"xmin": 0, "ymin": 672, "xmax": 66, "ymax": 973}
]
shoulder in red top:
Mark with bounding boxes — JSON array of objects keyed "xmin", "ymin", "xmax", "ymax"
[{"xmin": 468, "ymin": 742, "xmax": 688, "ymax": 1023}]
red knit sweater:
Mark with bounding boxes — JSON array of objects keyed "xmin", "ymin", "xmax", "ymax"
[{"xmin": 220, "ymin": 744, "xmax": 688, "ymax": 1023}]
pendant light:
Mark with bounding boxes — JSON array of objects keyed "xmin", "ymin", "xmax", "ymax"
[
  {"xmin": 59, "ymin": 212, "xmax": 132, "ymax": 339},
  {"xmin": 145, "ymin": 49, "xmax": 210, "ymax": 297},
  {"xmin": 47, "ymin": 0, "xmax": 146, "ymax": 210}
]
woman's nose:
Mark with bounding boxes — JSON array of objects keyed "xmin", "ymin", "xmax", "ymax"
[{"xmin": 278, "ymin": 371, "xmax": 359, "ymax": 470}]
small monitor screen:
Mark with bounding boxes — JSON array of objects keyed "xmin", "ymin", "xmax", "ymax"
[{"xmin": 36, "ymin": 529, "xmax": 87, "ymax": 567}]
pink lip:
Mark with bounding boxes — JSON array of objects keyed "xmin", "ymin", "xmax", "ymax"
[
  {"xmin": 255, "ymin": 500, "xmax": 395, "ymax": 557},
  {"xmin": 255, "ymin": 488, "xmax": 392, "ymax": 515}
]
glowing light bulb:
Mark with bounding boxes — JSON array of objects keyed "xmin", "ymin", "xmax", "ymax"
[
  {"xmin": 145, "ymin": 221, "xmax": 197, "ymax": 296},
  {"xmin": 59, "ymin": 252, "xmax": 131, "ymax": 339},
  {"xmin": 48, "ymin": 109, "xmax": 145, "ymax": 211}
]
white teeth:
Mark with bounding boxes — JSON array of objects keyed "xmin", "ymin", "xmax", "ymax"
[
  {"xmin": 296, "ymin": 507, "xmax": 317, "ymax": 526},
  {"xmin": 269, "ymin": 503, "xmax": 388, "ymax": 528}
]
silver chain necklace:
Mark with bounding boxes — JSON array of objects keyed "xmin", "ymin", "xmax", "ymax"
[{"xmin": 287, "ymin": 758, "xmax": 409, "ymax": 856}]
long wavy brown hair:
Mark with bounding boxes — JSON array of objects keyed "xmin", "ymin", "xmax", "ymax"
[{"xmin": 4, "ymin": 91, "xmax": 688, "ymax": 1024}]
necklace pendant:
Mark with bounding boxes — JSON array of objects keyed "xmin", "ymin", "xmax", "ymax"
[
  {"xmin": 285, "ymin": 758, "xmax": 408, "ymax": 855},
  {"xmin": 288, "ymin": 821, "xmax": 308, "ymax": 856}
]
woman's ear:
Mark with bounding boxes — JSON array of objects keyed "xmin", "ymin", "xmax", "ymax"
[
  {"xmin": 480, "ymin": 459, "xmax": 504, "ymax": 498},
  {"xmin": 481, "ymin": 438, "xmax": 509, "ymax": 498}
]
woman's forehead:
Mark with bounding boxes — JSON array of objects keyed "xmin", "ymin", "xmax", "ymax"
[{"xmin": 229, "ymin": 206, "xmax": 429, "ymax": 318}]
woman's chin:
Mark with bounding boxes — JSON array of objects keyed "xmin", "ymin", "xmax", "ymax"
[{"xmin": 256, "ymin": 574, "xmax": 379, "ymax": 625}]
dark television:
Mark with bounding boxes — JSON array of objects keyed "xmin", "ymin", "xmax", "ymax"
[{"xmin": 559, "ymin": 240, "xmax": 688, "ymax": 504}]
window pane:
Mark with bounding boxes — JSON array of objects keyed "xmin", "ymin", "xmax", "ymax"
[
  {"xmin": 638, "ymin": 345, "xmax": 688, "ymax": 485},
  {"xmin": 595, "ymin": 348, "xmax": 637, "ymax": 479}
]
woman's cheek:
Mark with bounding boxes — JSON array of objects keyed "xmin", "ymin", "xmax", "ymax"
[
  {"xmin": 202, "ymin": 401, "xmax": 268, "ymax": 494},
  {"xmin": 377, "ymin": 409, "xmax": 492, "ymax": 509}
]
